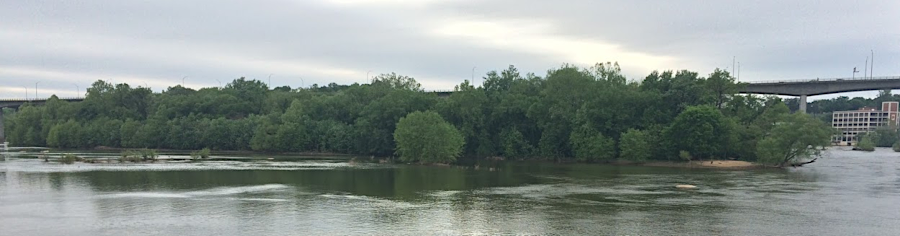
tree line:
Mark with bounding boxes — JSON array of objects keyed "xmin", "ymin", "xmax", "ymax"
[{"xmin": 2, "ymin": 63, "xmax": 833, "ymax": 165}]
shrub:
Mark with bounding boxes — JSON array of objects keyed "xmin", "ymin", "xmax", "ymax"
[
  {"xmin": 190, "ymin": 148, "xmax": 211, "ymax": 160},
  {"xmin": 60, "ymin": 153, "xmax": 81, "ymax": 164},
  {"xmin": 856, "ymin": 135, "xmax": 876, "ymax": 152},
  {"xmin": 679, "ymin": 150, "xmax": 693, "ymax": 162},
  {"xmin": 119, "ymin": 149, "xmax": 155, "ymax": 162},
  {"xmin": 139, "ymin": 149, "xmax": 158, "ymax": 162}
]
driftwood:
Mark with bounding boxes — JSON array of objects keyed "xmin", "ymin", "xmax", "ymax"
[{"xmin": 789, "ymin": 158, "xmax": 817, "ymax": 167}]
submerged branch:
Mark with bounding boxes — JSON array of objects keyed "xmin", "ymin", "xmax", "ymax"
[{"xmin": 789, "ymin": 157, "xmax": 818, "ymax": 167}]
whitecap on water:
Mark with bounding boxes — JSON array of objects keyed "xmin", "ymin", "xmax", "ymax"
[{"xmin": 99, "ymin": 184, "xmax": 292, "ymax": 200}]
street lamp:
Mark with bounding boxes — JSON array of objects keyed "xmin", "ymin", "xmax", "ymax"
[
  {"xmin": 298, "ymin": 77, "xmax": 305, "ymax": 88},
  {"xmin": 852, "ymin": 67, "xmax": 859, "ymax": 79},
  {"xmin": 182, "ymin": 76, "xmax": 188, "ymax": 87},
  {"xmin": 35, "ymin": 81, "xmax": 40, "ymax": 100},
  {"xmin": 871, "ymin": 49, "xmax": 874, "ymax": 79},
  {"xmin": 24, "ymin": 87, "xmax": 28, "ymax": 100},
  {"xmin": 268, "ymin": 74, "xmax": 273, "ymax": 88},
  {"xmin": 72, "ymin": 84, "xmax": 80, "ymax": 97},
  {"xmin": 471, "ymin": 66, "xmax": 477, "ymax": 86},
  {"xmin": 215, "ymin": 79, "xmax": 222, "ymax": 87}
]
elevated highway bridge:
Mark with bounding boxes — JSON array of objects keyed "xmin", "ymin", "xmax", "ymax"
[{"xmin": 738, "ymin": 76, "xmax": 900, "ymax": 112}]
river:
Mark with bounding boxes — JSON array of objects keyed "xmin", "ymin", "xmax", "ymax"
[{"xmin": 1, "ymin": 147, "xmax": 899, "ymax": 235}]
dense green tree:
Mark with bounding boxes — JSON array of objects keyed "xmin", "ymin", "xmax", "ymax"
[
  {"xmin": 664, "ymin": 105, "xmax": 730, "ymax": 160},
  {"xmin": 870, "ymin": 126, "xmax": 899, "ymax": 147},
  {"xmin": 856, "ymin": 134, "xmax": 876, "ymax": 152},
  {"xmin": 569, "ymin": 124, "xmax": 616, "ymax": 162},
  {"xmin": 756, "ymin": 113, "xmax": 836, "ymax": 166},
  {"xmin": 394, "ymin": 111, "xmax": 464, "ymax": 164},
  {"xmin": 5, "ymin": 64, "xmax": 842, "ymax": 167},
  {"xmin": 619, "ymin": 129, "xmax": 652, "ymax": 162}
]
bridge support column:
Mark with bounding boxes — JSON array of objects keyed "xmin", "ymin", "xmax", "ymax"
[
  {"xmin": 0, "ymin": 109, "xmax": 5, "ymax": 143},
  {"xmin": 799, "ymin": 95, "xmax": 808, "ymax": 113}
]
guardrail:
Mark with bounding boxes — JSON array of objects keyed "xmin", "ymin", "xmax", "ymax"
[{"xmin": 745, "ymin": 76, "xmax": 900, "ymax": 84}]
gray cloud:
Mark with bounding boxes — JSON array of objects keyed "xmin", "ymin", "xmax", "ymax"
[{"xmin": 1, "ymin": 0, "xmax": 898, "ymax": 99}]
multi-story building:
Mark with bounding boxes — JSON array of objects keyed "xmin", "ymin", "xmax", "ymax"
[{"xmin": 832, "ymin": 101, "xmax": 900, "ymax": 145}]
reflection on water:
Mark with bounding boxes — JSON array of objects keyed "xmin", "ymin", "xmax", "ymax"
[{"xmin": 2, "ymin": 148, "xmax": 900, "ymax": 235}]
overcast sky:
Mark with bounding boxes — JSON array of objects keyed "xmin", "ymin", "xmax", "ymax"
[{"xmin": 1, "ymin": 0, "xmax": 898, "ymax": 99}]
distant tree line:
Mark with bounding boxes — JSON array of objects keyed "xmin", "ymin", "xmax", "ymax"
[{"xmin": 2, "ymin": 63, "xmax": 833, "ymax": 165}]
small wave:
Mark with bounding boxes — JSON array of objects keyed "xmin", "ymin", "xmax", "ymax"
[
  {"xmin": 232, "ymin": 198, "xmax": 290, "ymax": 202},
  {"xmin": 100, "ymin": 184, "xmax": 291, "ymax": 199},
  {"xmin": 185, "ymin": 184, "xmax": 289, "ymax": 196},
  {"xmin": 428, "ymin": 190, "xmax": 462, "ymax": 197},
  {"xmin": 102, "ymin": 192, "xmax": 190, "ymax": 199}
]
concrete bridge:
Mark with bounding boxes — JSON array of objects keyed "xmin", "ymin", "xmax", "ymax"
[
  {"xmin": 0, "ymin": 97, "xmax": 84, "ymax": 142},
  {"xmin": 738, "ymin": 76, "xmax": 900, "ymax": 112}
]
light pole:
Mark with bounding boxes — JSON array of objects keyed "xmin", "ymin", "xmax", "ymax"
[
  {"xmin": 182, "ymin": 76, "xmax": 188, "ymax": 87},
  {"xmin": 871, "ymin": 50, "xmax": 874, "ymax": 79},
  {"xmin": 298, "ymin": 77, "xmax": 305, "ymax": 88},
  {"xmin": 853, "ymin": 67, "xmax": 859, "ymax": 79},
  {"xmin": 24, "ymin": 87, "xmax": 28, "ymax": 100},
  {"xmin": 471, "ymin": 66, "xmax": 476, "ymax": 86},
  {"xmin": 367, "ymin": 70, "xmax": 372, "ymax": 83},
  {"xmin": 35, "ymin": 81, "xmax": 40, "ymax": 100},
  {"xmin": 268, "ymin": 74, "xmax": 273, "ymax": 88},
  {"xmin": 72, "ymin": 84, "xmax": 80, "ymax": 97},
  {"xmin": 215, "ymin": 79, "xmax": 221, "ymax": 87}
]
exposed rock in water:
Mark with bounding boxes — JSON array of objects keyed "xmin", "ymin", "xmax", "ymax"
[{"xmin": 676, "ymin": 184, "xmax": 697, "ymax": 189}]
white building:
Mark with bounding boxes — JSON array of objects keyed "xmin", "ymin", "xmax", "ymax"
[{"xmin": 832, "ymin": 101, "xmax": 899, "ymax": 145}]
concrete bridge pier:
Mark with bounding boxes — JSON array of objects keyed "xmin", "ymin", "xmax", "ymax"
[
  {"xmin": 0, "ymin": 110, "xmax": 5, "ymax": 143},
  {"xmin": 799, "ymin": 94, "xmax": 807, "ymax": 113}
]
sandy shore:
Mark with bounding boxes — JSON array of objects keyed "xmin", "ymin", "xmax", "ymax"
[{"xmin": 642, "ymin": 160, "xmax": 760, "ymax": 169}]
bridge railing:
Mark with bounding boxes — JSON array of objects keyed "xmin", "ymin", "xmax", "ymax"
[{"xmin": 745, "ymin": 76, "xmax": 900, "ymax": 84}]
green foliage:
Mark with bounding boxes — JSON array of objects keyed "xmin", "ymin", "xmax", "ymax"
[
  {"xmin": 393, "ymin": 111, "xmax": 464, "ymax": 164},
  {"xmin": 190, "ymin": 148, "xmax": 211, "ymax": 160},
  {"xmin": 7, "ymin": 65, "xmax": 826, "ymax": 166},
  {"xmin": 119, "ymin": 150, "xmax": 142, "ymax": 163},
  {"xmin": 679, "ymin": 151, "xmax": 693, "ymax": 162},
  {"xmin": 569, "ymin": 124, "xmax": 616, "ymax": 162},
  {"xmin": 856, "ymin": 135, "xmax": 876, "ymax": 152},
  {"xmin": 756, "ymin": 113, "xmax": 836, "ymax": 166},
  {"xmin": 893, "ymin": 141, "xmax": 900, "ymax": 152},
  {"xmin": 870, "ymin": 126, "xmax": 899, "ymax": 147},
  {"xmin": 119, "ymin": 149, "xmax": 158, "ymax": 162},
  {"xmin": 664, "ymin": 105, "xmax": 730, "ymax": 160},
  {"xmin": 619, "ymin": 129, "xmax": 652, "ymax": 162},
  {"xmin": 60, "ymin": 153, "xmax": 82, "ymax": 164}
]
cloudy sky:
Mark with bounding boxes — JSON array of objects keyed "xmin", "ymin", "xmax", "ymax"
[{"xmin": 1, "ymin": 0, "xmax": 898, "ymax": 99}]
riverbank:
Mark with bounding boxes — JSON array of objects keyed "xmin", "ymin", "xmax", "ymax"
[{"xmin": 640, "ymin": 160, "xmax": 761, "ymax": 169}]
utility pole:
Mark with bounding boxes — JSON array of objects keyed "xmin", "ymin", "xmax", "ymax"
[
  {"xmin": 865, "ymin": 56, "xmax": 869, "ymax": 79},
  {"xmin": 471, "ymin": 66, "xmax": 476, "ymax": 86},
  {"xmin": 732, "ymin": 56, "xmax": 736, "ymax": 74}
]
